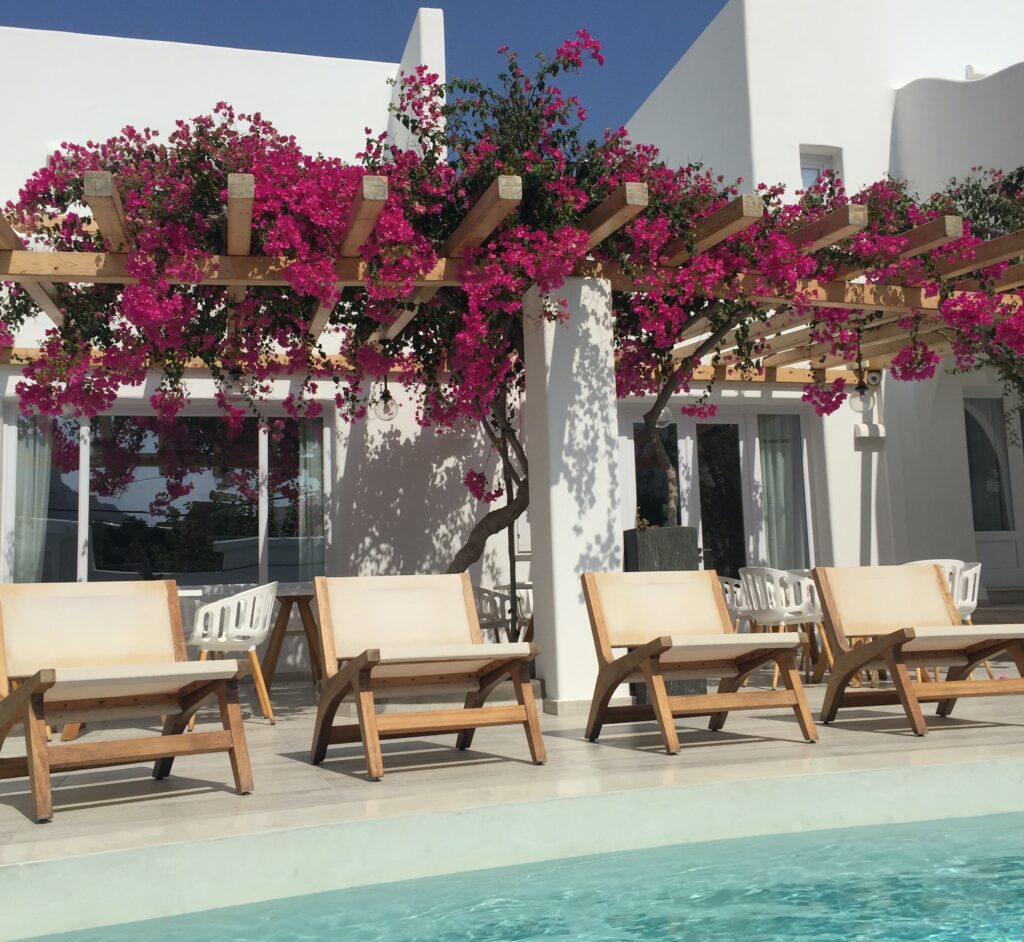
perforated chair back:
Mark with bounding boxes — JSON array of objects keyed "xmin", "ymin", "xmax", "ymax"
[{"xmin": 187, "ymin": 583, "xmax": 279, "ymax": 653}]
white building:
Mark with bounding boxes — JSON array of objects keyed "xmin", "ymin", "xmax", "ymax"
[
  {"xmin": 1, "ymin": 2, "xmax": 1023, "ymax": 712},
  {"xmin": 626, "ymin": 0, "xmax": 1024, "ymax": 602}
]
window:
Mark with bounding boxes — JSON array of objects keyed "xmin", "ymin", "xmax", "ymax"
[
  {"xmin": 799, "ymin": 147, "xmax": 843, "ymax": 191},
  {"xmin": 9, "ymin": 412, "xmax": 326, "ymax": 585},
  {"xmin": 964, "ymin": 398, "xmax": 1015, "ymax": 531}
]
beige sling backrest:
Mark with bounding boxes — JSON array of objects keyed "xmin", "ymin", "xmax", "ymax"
[
  {"xmin": 583, "ymin": 571, "xmax": 732, "ymax": 662},
  {"xmin": 316, "ymin": 573, "xmax": 481, "ymax": 663},
  {"xmin": 0, "ymin": 580, "xmax": 181, "ymax": 682},
  {"xmin": 815, "ymin": 565, "xmax": 958, "ymax": 642}
]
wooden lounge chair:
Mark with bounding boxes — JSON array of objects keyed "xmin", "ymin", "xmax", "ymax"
[
  {"xmin": 310, "ymin": 573, "xmax": 546, "ymax": 778},
  {"xmin": 0, "ymin": 581, "xmax": 254, "ymax": 822},
  {"xmin": 814, "ymin": 564, "xmax": 1024, "ymax": 734},
  {"xmin": 580, "ymin": 571, "xmax": 818, "ymax": 753}
]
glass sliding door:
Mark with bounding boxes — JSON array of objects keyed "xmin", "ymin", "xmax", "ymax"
[
  {"xmin": 88, "ymin": 416, "xmax": 259, "ymax": 584},
  {"xmin": 632, "ymin": 421, "xmax": 680, "ymax": 528},
  {"xmin": 695, "ymin": 422, "xmax": 747, "ymax": 578},
  {"xmin": 625, "ymin": 407, "xmax": 814, "ymax": 579},
  {"xmin": 268, "ymin": 418, "xmax": 325, "ymax": 582},
  {"xmin": 13, "ymin": 416, "xmax": 80, "ymax": 582},
  {"xmin": 963, "ymin": 396, "xmax": 1024, "ymax": 586},
  {"xmin": 964, "ymin": 398, "xmax": 1014, "ymax": 532},
  {"xmin": 757, "ymin": 413, "xmax": 810, "ymax": 570}
]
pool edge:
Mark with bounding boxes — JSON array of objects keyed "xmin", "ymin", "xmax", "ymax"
[{"xmin": 2, "ymin": 756, "xmax": 1022, "ymax": 940}]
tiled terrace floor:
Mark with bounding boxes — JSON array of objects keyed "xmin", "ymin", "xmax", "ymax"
[{"xmin": 2, "ymin": 657, "xmax": 1023, "ymax": 867}]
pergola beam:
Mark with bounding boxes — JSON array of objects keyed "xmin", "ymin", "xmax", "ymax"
[
  {"xmin": 226, "ymin": 173, "xmax": 255, "ymax": 257},
  {"xmin": 832, "ymin": 214, "xmax": 963, "ymax": 281},
  {"xmin": 936, "ymin": 227, "xmax": 1024, "ymax": 280},
  {"xmin": 83, "ymin": 171, "xmax": 132, "ymax": 253},
  {"xmin": 787, "ymin": 203, "xmax": 868, "ymax": 254},
  {"xmin": 663, "ymin": 193, "xmax": 764, "ymax": 266},
  {"xmin": 385, "ymin": 174, "xmax": 523, "ymax": 341},
  {"xmin": 581, "ymin": 182, "xmax": 649, "ymax": 252},
  {"xmin": 0, "ymin": 219, "xmax": 63, "ymax": 325},
  {"xmin": 310, "ymin": 174, "xmax": 389, "ymax": 339},
  {"xmin": 958, "ymin": 260, "xmax": 1024, "ymax": 293},
  {"xmin": 0, "ymin": 249, "xmax": 463, "ymax": 288},
  {"xmin": 766, "ymin": 318, "xmax": 925, "ymax": 369},
  {"xmin": 224, "ymin": 173, "xmax": 256, "ymax": 335}
]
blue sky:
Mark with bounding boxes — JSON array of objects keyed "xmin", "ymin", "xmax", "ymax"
[{"xmin": 0, "ymin": 0, "xmax": 727, "ymax": 135}]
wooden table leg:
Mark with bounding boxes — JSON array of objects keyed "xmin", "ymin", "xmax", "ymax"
[
  {"xmin": 297, "ymin": 598, "xmax": 322, "ymax": 685},
  {"xmin": 261, "ymin": 598, "xmax": 294, "ymax": 690}
]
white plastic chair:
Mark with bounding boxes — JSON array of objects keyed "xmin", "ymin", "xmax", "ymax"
[
  {"xmin": 739, "ymin": 567, "xmax": 829, "ymax": 687},
  {"xmin": 718, "ymin": 576, "xmax": 752, "ymax": 631},
  {"xmin": 955, "ymin": 562, "xmax": 982, "ymax": 622},
  {"xmin": 903, "ymin": 560, "xmax": 973, "ymax": 681},
  {"xmin": 186, "ymin": 582, "xmax": 279, "ymax": 726}
]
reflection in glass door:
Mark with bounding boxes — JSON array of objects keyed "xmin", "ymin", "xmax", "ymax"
[{"xmin": 695, "ymin": 423, "xmax": 747, "ymax": 578}]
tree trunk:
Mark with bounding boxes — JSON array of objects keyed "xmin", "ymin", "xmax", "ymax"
[{"xmin": 446, "ymin": 477, "xmax": 529, "ymax": 573}]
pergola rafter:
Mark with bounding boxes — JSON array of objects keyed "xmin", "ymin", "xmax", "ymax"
[
  {"xmin": 311, "ymin": 174, "xmax": 389, "ymax": 339},
  {"xmin": 384, "ymin": 174, "xmax": 523, "ymax": 341},
  {"xmin": 3, "ymin": 172, "xmax": 1024, "ymax": 380}
]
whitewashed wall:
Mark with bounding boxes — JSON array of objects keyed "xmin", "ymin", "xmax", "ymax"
[
  {"xmin": 892, "ymin": 62, "xmax": 1024, "ymax": 196},
  {"xmin": 626, "ymin": 0, "xmax": 754, "ymax": 188},
  {"xmin": 625, "ymin": 0, "xmax": 1024, "ymax": 582},
  {"xmin": 629, "ymin": 0, "xmax": 1024, "ymax": 193},
  {"xmin": 0, "ymin": 12, "xmax": 519, "ymax": 591}
]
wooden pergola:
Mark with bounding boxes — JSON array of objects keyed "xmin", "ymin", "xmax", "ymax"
[{"xmin": 2, "ymin": 171, "xmax": 1022, "ymax": 384}]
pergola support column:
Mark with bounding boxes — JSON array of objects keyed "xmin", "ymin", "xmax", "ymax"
[{"xmin": 523, "ymin": 278, "xmax": 622, "ymax": 712}]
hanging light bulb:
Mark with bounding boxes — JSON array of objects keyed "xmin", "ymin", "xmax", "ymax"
[
  {"xmin": 655, "ymin": 407, "xmax": 672, "ymax": 428},
  {"xmin": 373, "ymin": 377, "xmax": 399, "ymax": 422}
]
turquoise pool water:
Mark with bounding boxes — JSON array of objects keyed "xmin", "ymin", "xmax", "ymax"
[{"xmin": 37, "ymin": 812, "xmax": 1024, "ymax": 941}]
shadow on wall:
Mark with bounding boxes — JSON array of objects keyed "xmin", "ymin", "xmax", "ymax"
[
  {"xmin": 546, "ymin": 284, "xmax": 622, "ymax": 577},
  {"xmin": 333, "ymin": 417, "xmax": 507, "ymax": 583}
]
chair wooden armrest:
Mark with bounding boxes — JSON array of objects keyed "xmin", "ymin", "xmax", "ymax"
[
  {"xmin": 837, "ymin": 627, "xmax": 917, "ymax": 670},
  {"xmin": 0, "ymin": 670, "xmax": 56, "ymax": 742}
]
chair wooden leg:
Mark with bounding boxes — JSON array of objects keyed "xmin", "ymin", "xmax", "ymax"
[
  {"xmin": 821, "ymin": 660, "xmax": 859, "ymax": 723},
  {"xmin": 585, "ymin": 666, "xmax": 619, "ymax": 743},
  {"xmin": 247, "ymin": 649, "xmax": 276, "ymax": 725},
  {"xmin": 60, "ymin": 722, "xmax": 83, "ymax": 742},
  {"xmin": 25, "ymin": 694, "xmax": 53, "ymax": 823},
  {"xmin": 354, "ymin": 671, "xmax": 384, "ymax": 780},
  {"xmin": 810, "ymin": 624, "xmax": 833, "ymax": 684},
  {"xmin": 188, "ymin": 650, "xmax": 209, "ymax": 732},
  {"xmin": 217, "ymin": 680, "xmax": 254, "ymax": 794},
  {"xmin": 884, "ymin": 652, "xmax": 928, "ymax": 736},
  {"xmin": 641, "ymin": 660, "xmax": 680, "ymax": 755},
  {"xmin": 260, "ymin": 599, "xmax": 293, "ymax": 691},
  {"xmin": 309, "ymin": 673, "xmax": 350, "ymax": 765},
  {"xmin": 708, "ymin": 675, "xmax": 742, "ymax": 731},
  {"xmin": 511, "ymin": 662, "xmax": 546, "ymax": 764},
  {"xmin": 775, "ymin": 651, "xmax": 818, "ymax": 742},
  {"xmin": 771, "ymin": 626, "xmax": 782, "ymax": 690}
]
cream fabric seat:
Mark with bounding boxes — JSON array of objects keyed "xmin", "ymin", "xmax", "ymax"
[
  {"xmin": 309, "ymin": 573, "xmax": 545, "ymax": 779},
  {"xmin": 0, "ymin": 580, "xmax": 254, "ymax": 822},
  {"xmin": 814, "ymin": 564, "xmax": 1024, "ymax": 734},
  {"xmin": 580, "ymin": 570, "xmax": 818, "ymax": 754}
]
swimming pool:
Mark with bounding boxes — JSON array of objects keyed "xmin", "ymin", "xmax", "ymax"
[{"xmin": 33, "ymin": 812, "xmax": 1024, "ymax": 941}]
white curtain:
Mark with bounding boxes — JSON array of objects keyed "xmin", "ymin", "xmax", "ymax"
[
  {"xmin": 758, "ymin": 414, "xmax": 810, "ymax": 570},
  {"xmin": 14, "ymin": 417, "xmax": 54, "ymax": 582}
]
